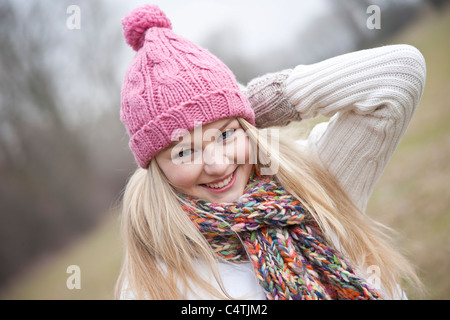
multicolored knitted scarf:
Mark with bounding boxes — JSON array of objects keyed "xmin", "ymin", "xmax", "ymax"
[{"xmin": 182, "ymin": 169, "xmax": 381, "ymax": 300}]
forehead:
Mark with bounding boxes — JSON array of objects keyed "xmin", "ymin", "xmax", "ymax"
[{"xmin": 202, "ymin": 118, "xmax": 236, "ymax": 131}]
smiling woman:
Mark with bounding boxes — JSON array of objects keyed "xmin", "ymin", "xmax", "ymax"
[
  {"xmin": 155, "ymin": 118, "xmax": 253, "ymax": 203},
  {"xmin": 115, "ymin": 4, "xmax": 426, "ymax": 300}
]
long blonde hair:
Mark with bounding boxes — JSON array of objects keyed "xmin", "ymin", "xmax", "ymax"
[{"xmin": 115, "ymin": 118, "xmax": 423, "ymax": 299}]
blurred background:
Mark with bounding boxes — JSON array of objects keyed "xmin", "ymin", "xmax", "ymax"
[{"xmin": 0, "ymin": 0, "xmax": 449, "ymax": 300}]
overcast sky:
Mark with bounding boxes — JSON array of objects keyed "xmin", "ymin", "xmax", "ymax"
[
  {"xmin": 4, "ymin": 0, "xmax": 425, "ymax": 124},
  {"xmin": 113, "ymin": 0, "xmax": 330, "ymax": 57}
]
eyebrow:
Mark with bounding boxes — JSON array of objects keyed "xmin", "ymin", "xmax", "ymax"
[
  {"xmin": 217, "ymin": 118, "xmax": 234, "ymax": 132},
  {"xmin": 166, "ymin": 119, "xmax": 235, "ymax": 149}
]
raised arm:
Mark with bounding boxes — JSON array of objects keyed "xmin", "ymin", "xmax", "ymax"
[{"xmin": 243, "ymin": 44, "xmax": 426, "ymax": 211}]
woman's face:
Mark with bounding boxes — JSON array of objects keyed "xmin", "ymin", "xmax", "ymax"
[{"xmin": 155, "ymin": 118, "xmax": 253, "ymax": 203}]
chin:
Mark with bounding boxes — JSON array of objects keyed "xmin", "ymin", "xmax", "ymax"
[{"xmin": 213, "ymin": 190, "xmax": 242, "ymax": 203}]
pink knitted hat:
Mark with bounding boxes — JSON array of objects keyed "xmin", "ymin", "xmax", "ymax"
[{"xmin": 120, "ymin": 5, "xmax": 255, "ymax": 168}]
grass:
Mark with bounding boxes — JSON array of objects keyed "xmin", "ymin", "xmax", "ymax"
[
  {"xmin": 2, "ymin": 215, "xmax": 123, "ymax": 300},
  {"xmin": 367, "ymin": 7, "xmax": 450, "ymax": 299},
  {"xmin": 2, "ymin": 5, "xmax": 450, "ymax": 300}
]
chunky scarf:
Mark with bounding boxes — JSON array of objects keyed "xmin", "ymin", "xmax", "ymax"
[{"xmin": 182, "ymin": 169, "xmax": 381, "ymax": 300}]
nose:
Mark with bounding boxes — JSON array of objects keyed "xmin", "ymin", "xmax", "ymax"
[{"xmin": 202, "ymin": 143, "xmax": 230, "ymax": 176}]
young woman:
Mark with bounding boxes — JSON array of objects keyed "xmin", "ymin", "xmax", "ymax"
[{"xmin": 115, "ymin": 5, "xmax": 426, "ymax": 300}]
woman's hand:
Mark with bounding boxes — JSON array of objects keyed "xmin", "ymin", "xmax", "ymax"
[{"xmin": 242, "ymin": 69, "xmax": 303, "ymax": 128}]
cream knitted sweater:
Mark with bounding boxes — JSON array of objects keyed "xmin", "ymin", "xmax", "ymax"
[
  {"xmin": 120, "ymin": 44, "xmax": 426, "ymax": 300},
  {"xmin": 245, "ymin": 44, "xmax": 426, "ymax": 212}
]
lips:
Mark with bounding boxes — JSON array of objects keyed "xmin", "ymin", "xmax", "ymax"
[
  {"xmin": 201, "ymin": 168, "xmax": 237, "ymax": 192},
  {"xmin": 204, "ymin": 173, "xmax": 233, "ymax": 189}
]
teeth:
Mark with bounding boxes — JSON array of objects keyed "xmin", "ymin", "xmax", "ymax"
[{"xmin": 205, "ymin": 173, "xmax": 233, "ymax": 189}]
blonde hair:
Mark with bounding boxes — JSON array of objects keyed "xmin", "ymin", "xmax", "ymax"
[{"xmin": 115, "ymin": 118, "xmax": 423, "ymax": 299}]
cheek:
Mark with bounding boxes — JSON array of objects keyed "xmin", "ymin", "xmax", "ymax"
[
  {"xmin": 156, "ymin": 156, "xmax": 203, "ymax": 191},
  {"xmin": 162, "ymin": 164, "xmax": 202, "ymax": 190},
  {"xmin": 226, "ymin": 134, "xmax": 252, "ymax": 164}
]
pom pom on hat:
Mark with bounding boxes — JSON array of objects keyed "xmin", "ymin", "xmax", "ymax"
[
  {"xmin": 121, "ymin": 5, "xmax": 172, "ymax": 51},
  {"xmin": 120, "ymin": 5, "xmax": 255, "ymax": 168}
]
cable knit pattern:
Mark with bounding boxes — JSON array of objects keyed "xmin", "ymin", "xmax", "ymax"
[
  {"xmin": 285, "ymin": 44, "xmax": 426, "ymax": 211},
  {"xmin": 120, "ymin": 44, "xmax": 425, "ymax": 300},
  {"xmin": 120, "ymin": 5, "xmax": 255, "ymax": 168},
  {"xmin": 245, "ymin": 44, "xmax": 426, "ymax": 212}
]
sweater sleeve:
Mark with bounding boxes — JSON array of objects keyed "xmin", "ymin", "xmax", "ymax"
[
  {"xmin": 242, "ymin": 69, "xmax": 298, "ymax": 128},
  {"xmin": 285, "ymin": 44, "xmax": 426, "ymax": 211}
]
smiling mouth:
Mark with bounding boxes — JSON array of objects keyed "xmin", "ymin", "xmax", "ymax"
[{"xmin": 201, "ymin": 169, "xmax": 237, "ymax": 191}]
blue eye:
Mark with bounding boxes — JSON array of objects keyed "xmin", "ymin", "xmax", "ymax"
[
  {"xmin": 218, "ymin": 129, "xmax": 236, "ymax": 142},
  {"xmin": 177, "ymin": 149, "xmax": 193, "ymax": 158}
]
